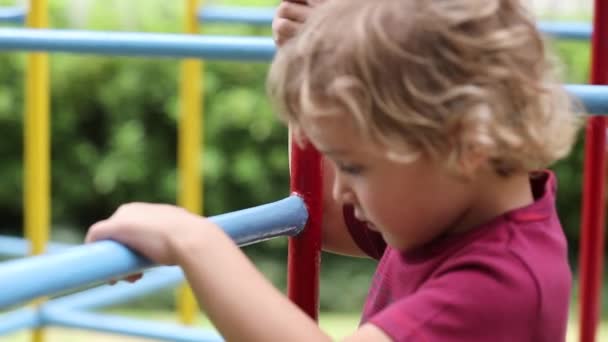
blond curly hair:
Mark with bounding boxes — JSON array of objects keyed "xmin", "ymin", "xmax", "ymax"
[{"xmin": 268, "ymin": 0, "xmax": 583, "ymax": 176}]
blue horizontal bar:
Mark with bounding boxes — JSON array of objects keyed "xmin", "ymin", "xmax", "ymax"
[
  {"xmin": 47, "ymin": 267, "xmax": 184, "ymax": 310},
  {"xmin": 566, "ymin": 85, "xmax": 608, "ymax": 114},
  {"xmin": 0, "ymin": 28, "xmax": 275, "ymax": 60},
  {"xmin": 199, "ymin": 6, "xmax": 275, "ymax": 26},
  {"xmin": 538, "ymin": 22, "xmax": 591, "ymax": 40},
  {"xmin": 0, "ymin": 6, "xmax": 26, "ymax": 24},
  {"xmin": 0, "ymin": 236, "xmax": 71, "ymax": 257},
  {"xmin": 42, "ymin": 308, "xmax": 223, "ymax": 342},
  {"xmin": 0, "ymin": 25, "xmax": 596, "ymax": 63},
  {"xmin": 0, "ymin": 196, "xmax": 307, "ymax": 309},
  {"xmin": 0, "ymin": 309, "xmax": 40, "ymax": 335}
]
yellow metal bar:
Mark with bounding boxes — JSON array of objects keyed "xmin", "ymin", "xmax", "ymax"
[
  {"xmin": 177, "ymin": 0, "xmax": 203, "ymax": 325},
  {"xmin": 24, "ymin": 1, "xmax": 49, "ymax": 342}
]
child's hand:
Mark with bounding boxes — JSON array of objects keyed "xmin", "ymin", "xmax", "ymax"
[
  {"xmin": 85, "ymin": 202, "xmax": 211, "ymax": 268},
  {"xmin": 272, "ymin": 0, "xmax": 325, "ymax": 46}
]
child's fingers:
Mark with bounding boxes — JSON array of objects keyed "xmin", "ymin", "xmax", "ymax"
[
  {"xmin": 273, "ymin": 18, "xmax": 300, "ymax": 46},
  {"xmin": 107, "ymin": 273, "xmax": 142, "ymax": 286},
  {"xmin": 86, "ymin": 206, "xmax": 138, "ymax": 242},
  {"xmin": 85, "ymin": 220, "xmax": 112, "ymax": 244},
  {"xmin": 283, "ymin": 0, "xmax": 325, "ymax": 5},
  {"xmin": 85, "ymin": 219, "xmax": 125, "ymax": 243},
  {"xmin": 282, "ymin": 0, "xmax": 308, "ymax": 5},
  {"xmin": 309, "ymin": 0, "xmax": 327, "ymax": 6},
  {"xmin": 125, "ymin": 273, "xmax": 143, "ymax": 283},
  {"xmin": 276, "ymin": 1, "xmax": 311, "ymax": 23}
]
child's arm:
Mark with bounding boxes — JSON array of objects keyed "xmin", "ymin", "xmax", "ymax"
[
  {"xmin": 177, "ymin": 222, "xmax": 330, "ymax": 341},
  {"xmin": 86, "ymin": 203, "xmax": 391, "ymax": 341}
]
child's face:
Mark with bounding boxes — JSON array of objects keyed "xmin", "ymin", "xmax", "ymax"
[{"xmin": 302, "ymin": 114, "xmax": 479, "ymax": 251}]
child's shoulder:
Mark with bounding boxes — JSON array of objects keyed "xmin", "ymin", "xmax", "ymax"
[
  {"xmin": 368, "ymin": 173, "xmax": 569, "ymax": 340},
  {"xmin": 450, "ymin": 170, "xmax": 566, "ymax": 273},
  {"xmin": 443, "ymin": 170, "xmax": 568, "ymax": 288},
  {"xmin": 434, "ymin": 169, "xmax": 569, "ymax": 336}
]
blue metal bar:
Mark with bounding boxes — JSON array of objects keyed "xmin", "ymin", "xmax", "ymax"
[
  {"xmin": 47, "ymin": 267, "xmax": 184, "ymax": 310},
  {"xmin": 0, "ymin": 28, "xmax": 275, "ymax": 60},
  {"xmin": 538, "ymin": 22, "xmax": 591, "ymax": 40},
  {"xmin": 566, "ymin": 85, "xmax": 608, "ymax": 114},
  {"xmin": 0, "ymin": 26, "xmax": 598, "ymax": 62},
  {"xmin": 0, "ymin": 6, "xmax": 26, "ymax": 24},
  {"xmin": 0, "ymin": 196, "xmax": 307, "ymax": 309},
  {"xmin": 0, "ymin": 309, "xmax": 40, "ymax": 335},
  {"xmin": 199, "ymin": 6, "xmax": 275, "ymax": 26},
  {"xmin": 0, "ymin": 236, "xmax": 71, "ymax": 257},
  {"xmin": 41, "ymin": 307, "xmax": 223, "ymax": 342}
]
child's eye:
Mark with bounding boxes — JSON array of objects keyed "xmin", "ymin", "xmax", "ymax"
[{"xmin": 337, "ymin": 163, "xmax": 364, "ymax": 176}]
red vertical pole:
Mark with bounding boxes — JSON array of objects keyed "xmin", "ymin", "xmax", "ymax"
[
  {"xmin": 288, "ymin": 137, "xmax": 323, "ymax": 320},
  {"xmin": 579, "ymin": 1, "xmax": 608, "ymax": 341}
]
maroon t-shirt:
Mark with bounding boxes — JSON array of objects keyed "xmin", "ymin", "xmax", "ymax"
[{"xmin": 344, "ymin": 170, "xmax": 571, "ymax": 341}]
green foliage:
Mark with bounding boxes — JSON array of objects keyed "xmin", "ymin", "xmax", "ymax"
[{"xmin": 0, "ymin": 55, "xmax": 291, "ymax": 227}]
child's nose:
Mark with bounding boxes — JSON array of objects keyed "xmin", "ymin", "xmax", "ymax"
[{"xmin": 332, "ymin": 174, "xmax": 354, "ymax": 204}]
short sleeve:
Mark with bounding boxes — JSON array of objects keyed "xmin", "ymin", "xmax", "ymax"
[
  {"xmin": 343, "ymin": 205, "xmax": 387, "ymax": 259},
  {"xmin": 368, "ymin": 252, "xmax": 540, "ymax": 341}
]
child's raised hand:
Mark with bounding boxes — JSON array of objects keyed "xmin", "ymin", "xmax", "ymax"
[
  {"xmin": 272, "ymin": 0, "xmax": 325, "ymax": 46},
  {"xmin": 85, "ymin": 203, "xmax": 210, "ymax": 267}
]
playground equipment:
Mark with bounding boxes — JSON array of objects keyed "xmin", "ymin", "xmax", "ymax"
[
  {"xmin": 0, "ymin": 1, "xmax": 606, "ymax": 341},
  {"xmin": 0, "ymin": 6, "xmax": 25, "ymax": 23}
]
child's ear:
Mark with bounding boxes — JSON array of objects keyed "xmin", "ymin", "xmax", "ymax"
[{"xmin": 458, "ymin": 144, "xmax": 490, "ymax": 179}]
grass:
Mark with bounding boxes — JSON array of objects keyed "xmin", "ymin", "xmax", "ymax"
[{"xmin": 3, "ymin": 310, "xmax": 608, "ymax": 341}]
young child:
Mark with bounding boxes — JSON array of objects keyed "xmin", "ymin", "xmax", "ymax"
[{"xmin": 86, "ymin": 0, "xmax": 582, "ymax": 340}]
